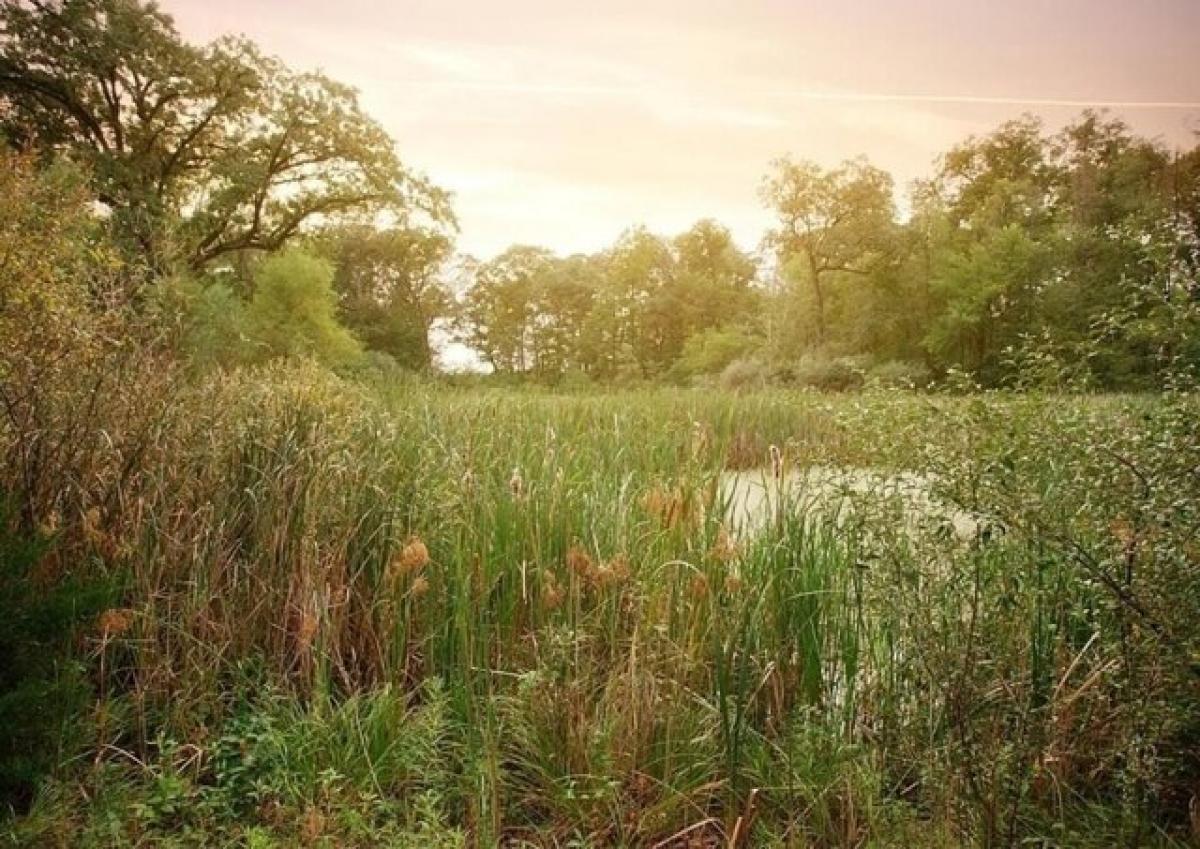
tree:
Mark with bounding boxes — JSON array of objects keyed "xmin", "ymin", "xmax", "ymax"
[
  {"xmin": 317, "ymin": 225, "xmax": 453, "ymax": 370},
  {"xmin": 0, "ymin": 0, "xmax": 451, "ymax": 271},
  {"xmin": 244, "ymin": 248, "xmax": 363, "ymax": 367},
  {"xmin": 761, "ymin": 157, "xmax": 894, "ymax": 344},
  {"xmin": 458, "ymin": 246, "xmax": 552, "ymax": 373}
]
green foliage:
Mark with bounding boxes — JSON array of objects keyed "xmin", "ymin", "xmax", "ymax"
[
  {"xmin": 0, "ymin": 502, "xmax": 120, "ymax": 816},
  {"xmin": 244, "ymin": 249, "xmax": 364, "ymax": 367},
  {"xmin": 674, "ymin": 326, "xmax": 758, "ymax": 380},
  {"xmin": 0, "ymin": 0, "xmax": 452, "ymax": 272}
]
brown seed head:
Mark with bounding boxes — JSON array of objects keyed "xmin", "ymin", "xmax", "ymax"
[
  {"xmin": 542, "ymin": 581, "xmax": 564, "ymax": 610},
  {"xmin": 98, "ymin": 607, "xmax": 134, "ymax": 638},
  {"xmin": 566, "ymin": 544, "xmax": 594, "ymax": 579},
  {"xmin": 399, "ymin": 537, "xmax": 430, "ymax": 572},
  {"xmin": 710, "ymin": 525, "xmax": 739, "ymax": 562},
  {"xmin": 410, "ymin": 575, "xmax": 430, "ymax": 597}
]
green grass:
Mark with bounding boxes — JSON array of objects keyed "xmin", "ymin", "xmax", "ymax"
[{"xmin": 5, "ymin": 366, "xmax": 1199, "ymax": 846}]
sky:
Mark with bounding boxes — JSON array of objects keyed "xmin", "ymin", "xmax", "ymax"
[{"xmin": 164, "ymin": 0, "xmax": 1200, "ymax": 261}]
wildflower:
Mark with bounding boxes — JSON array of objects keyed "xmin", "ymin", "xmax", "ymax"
[{"xmin": 98, "ymin": 607, "xmax": 134, "ymax": 638}]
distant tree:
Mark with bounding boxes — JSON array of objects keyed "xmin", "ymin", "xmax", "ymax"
[
  {"xmin": 761, "ymin": 157, "xmax": 894, "ymax": 344},
  {"xmin": 0, "ymin": 0, "xmax": 451, "ymax": 272},
  {"xmin": 316, "ymin": 225, "xmax": 453, "ymax": 370},
  {"xmin": 600, "ymin": 227, "xmax": 676, "ymax": 376},
  {"xmin": 458, "ymin": 246, "xmax": 552, "ymax": 373}
]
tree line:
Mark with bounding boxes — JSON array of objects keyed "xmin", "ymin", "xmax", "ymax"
[{"xmin": 2, "ymin": 0, "xmax": 1198, "ymax": 389}]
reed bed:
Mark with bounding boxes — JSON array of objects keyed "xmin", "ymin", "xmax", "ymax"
[{"xmin": 8, "ymin": 364, "xmax": 1199, "ymax": 847}]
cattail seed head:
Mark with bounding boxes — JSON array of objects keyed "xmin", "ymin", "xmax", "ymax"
[
  {"xmin": 710, "ymin": 524, "xmax": 739, "ymax": 562},
  {"xmin": 98, "ymin": 607, "xmax": 134, "ymax": 638},
  {"xmin": 37, "ymin": 510, "xmax": 61, "ymax": 537},
  {"xmin": 607, "ymin": 553, "xmax": 632, "ymax": 583},
  {"xmin": 566, "ymin": 544, "xmax": 594, "ymax": 580},
  {"xmin": 542, "ymin": 581, "xmax": 564, "ymax": 609}
]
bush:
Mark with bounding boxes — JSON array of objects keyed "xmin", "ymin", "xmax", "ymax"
[
  {"xmin": 791, "ymin": 355, "xmax": 865, "ymax": 391},
  {"xmin": 718, "ymin": 358, "xmax": 768, "ymax": 391},
  {"xmin": 865, "ymin": 359, "xmax": 932, "ymax": 389},
  {"xmin": 674, "ymin": 327, "xmax": 758, "ymax": 379}
]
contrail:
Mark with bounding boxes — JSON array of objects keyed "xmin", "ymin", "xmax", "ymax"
[
  {"xmin": 399, "ymin": 79, "xmax": 1200, "ymax": 110},
  {"xmin": 766, "ymin": 90, "xmax": 1200, "ymax": 109}
]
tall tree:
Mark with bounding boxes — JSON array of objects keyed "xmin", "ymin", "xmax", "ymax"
[
  {"xmin": 0, "ymin": 0, "xmax": 451, "ymax": 271},
  {"xmin": 761, "ymin": 157, "xmax": 894, "ymax": 344},
  {"xmin": 317, "ymin": 224, "xmax": 453, "ymax": 370}
]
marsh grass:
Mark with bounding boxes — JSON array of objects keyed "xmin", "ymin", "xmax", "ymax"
[{"xmin": 6, "ymin": 365, "xmax": 1199, "ymax": 846}]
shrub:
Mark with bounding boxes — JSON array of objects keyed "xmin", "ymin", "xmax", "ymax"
[
  {"xmin": 792, "ymin": 355, "xmax": 865, "ymax": 391},
  {"xmin": 674, "ymin": 327, "xmax": 758, "ymax": 379},
  {"xmin": 718, "ymin": 358, "xmax": 768, "ymax": 391},
  {"xmin": 865, "ymin": 359, "xmax": 932, "ymax": 389}
]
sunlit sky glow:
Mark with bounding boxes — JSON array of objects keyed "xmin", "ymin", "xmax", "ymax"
[{"xmin": 166, "ymin": 0, "xmax": 1200, "ymax": 259}]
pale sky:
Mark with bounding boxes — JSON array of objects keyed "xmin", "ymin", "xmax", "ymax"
[{"xmin": 165, "ymin": 0, "xmax": 1200, "ymax": 259}]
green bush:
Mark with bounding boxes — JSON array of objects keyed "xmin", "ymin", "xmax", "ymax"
[
  {"xmin": 0, "ymin": 502, "xmax": 121, "ymax": 816},
  {"xmin": 865, "ymin": 359, "xmax": 932, "ymax": 389},
  {"xmin": 791, "ymin": 355, "xmax": 866, "ymax": 391}
]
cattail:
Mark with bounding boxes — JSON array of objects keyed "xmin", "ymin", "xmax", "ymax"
[
  {"xmin": 399, "ymin": 536, "xmax": 430, "ymax": 572},
  {"xmin": 566, "ymin": 544, "xmax": 594, "ymax": 580},
  {"xmin": 641, "ymin": 486, "xmax": 668, "ymax": 520},
  {"xmin": 691, "ymin": 421, "xmax": 712, "ymax": 460},
  {"xmin": 710, "ymin": 524, "xmax": 739, "ymax": 562},
  {"xmin": 607, "ymin": 553, "xmax": 632, "ymax": 584},
  {"xmin": 37, "ymin": 510, "xmax": 61, "ymax": 537},
  {"xmin": 387, "ymin": 536, "xmax": 430, "ymax": 585},
  {"xmin": 509, "ymin": 467, "xmax": 525, "ymax": 500},
  {"xmin": 82, "ymin": 506, "xmax": 106, "ymax": 547},
  {"xmin": 769, "ymin": 444, "xmax": 783, "ymax": 482},
  {"xmin": 301, "ymin": 806, "xmax": 324, "ymax": 843},
  {"xmin": 98, "ymin": 607, "xmax": 134, "ymax": 638},
  {"xmin": 542, "ymin": 580, "xmax": 564, "ymax": 609}
]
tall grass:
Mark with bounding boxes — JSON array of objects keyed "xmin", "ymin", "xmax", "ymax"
[{"xmin": 7, "ymin": 363, "xmax": 1199, "ymax": 846}]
